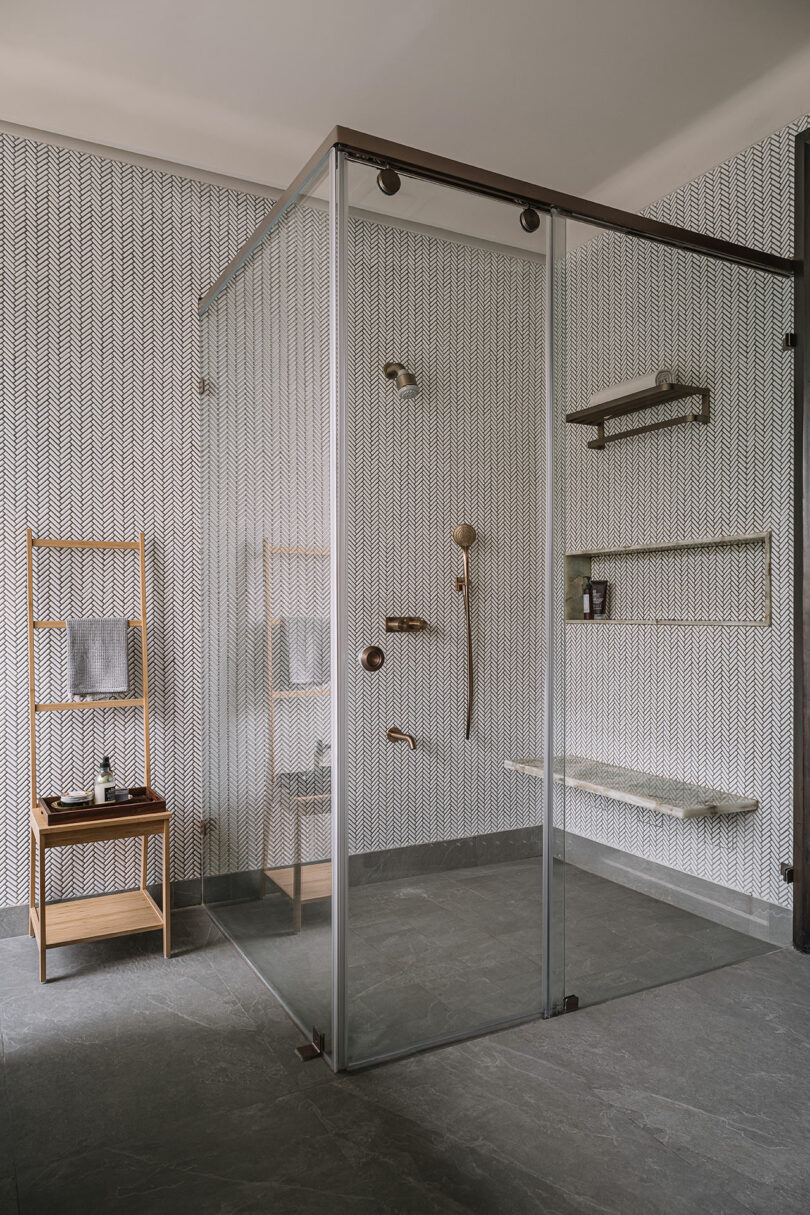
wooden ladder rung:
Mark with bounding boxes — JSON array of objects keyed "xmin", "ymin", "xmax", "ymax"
[
  {"xmin": 31, "ymin": 538, "xmax": 140, "ymax": 550},
  {"xmin": 264, "ymin": 545, "xmax": 330, "ymax": 555},
  {"xmin": 35, "ymin": 697, "xmax": 145, "ymax": 712},
  {"xmin": 271, "ymin": 686, "xmax": 329, "ymax": 700},
  {"xmin": 34, "ymin": 619, "xmax": 143, "ymax": 629}
]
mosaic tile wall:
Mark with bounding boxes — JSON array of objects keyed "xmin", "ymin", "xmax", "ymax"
[
  {"xmin": 2, "ymin": 114, "xmax": 806, "ymax": 908},
  {"xmin": 563, "ymin": 232, "xmax": 794, "ymax": 907},
  {"xmin": 0, "ymin": 130, "xmax": 268, "ymax": 905},
  {"xmin": 201, "ymin": 202, "xmax": 545, "ymax": 871}
]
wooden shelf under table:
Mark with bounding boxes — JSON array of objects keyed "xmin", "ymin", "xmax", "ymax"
[
  {"xmin": 29, "ymin": 803, "xmax": 171, "ymax": 981},
  {"xmin": 30, "ymin": 889, "xmax": 163, "ymax": 948}
]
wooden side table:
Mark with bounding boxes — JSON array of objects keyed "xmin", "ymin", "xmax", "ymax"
[{"xmin": 29, "ymin": 803, "xmax": 171, "ymax": 982}]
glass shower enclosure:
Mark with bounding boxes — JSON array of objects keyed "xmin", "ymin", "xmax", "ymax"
[{"xmin": 200, "ymin": 129, "xmax": 796, "ymax": 1071}]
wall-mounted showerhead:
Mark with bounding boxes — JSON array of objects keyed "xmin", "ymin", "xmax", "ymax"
[
  {"xmin": 384, "ymin": 361, "xmax": 419, "ymax": 400},
  {"xmin": 453, "ymin": 523, "xmax": 477, "ymax": 550}
]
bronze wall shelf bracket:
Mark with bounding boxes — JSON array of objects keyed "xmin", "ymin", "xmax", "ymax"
[
  {"xmin": 385, "ymin": 616, "xmax": 429, "ymax": 632},
  {"xmin": 566, "ymin": 383, "xmax": 710, "ymax": 450}
]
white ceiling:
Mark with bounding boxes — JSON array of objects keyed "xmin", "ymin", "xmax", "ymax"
[{"xmin": 1, "ymin": 0, "xmax": 810, "ymax": 212}]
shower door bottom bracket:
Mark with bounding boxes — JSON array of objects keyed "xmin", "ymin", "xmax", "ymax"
[{"xmin": 296, "ymin": 1027, "xmax": 326, "ymax": 1062}]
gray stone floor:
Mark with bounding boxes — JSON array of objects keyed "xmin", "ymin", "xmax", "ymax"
[
  {"xmin": 0, "ymin": 907, "xmax": 808, "ymax": 1213},
  {"xmin": 212, "ymin": 858, "xmax": 772, "ymax": 1062}
]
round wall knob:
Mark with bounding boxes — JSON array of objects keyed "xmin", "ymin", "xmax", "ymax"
[{"xmin": 359, "ymin": 645, "xmax": 385, "ymax": 672}]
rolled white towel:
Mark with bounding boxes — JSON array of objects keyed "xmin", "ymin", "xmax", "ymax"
[{"xmin": 589, "ymin": 369, "xmax": 677, "ymax": 409}]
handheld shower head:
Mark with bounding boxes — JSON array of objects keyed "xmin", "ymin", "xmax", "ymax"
[
  {"xmin": 453, "ymin": 523, "xmax": 477, "ymax": 740},
  {"xmin": 453, "ymin": 523, "xmax": 477, "ymax": 550},
  {"xmin": 383, "ymin": 361, "xmax": 419, "ymax": 400}
]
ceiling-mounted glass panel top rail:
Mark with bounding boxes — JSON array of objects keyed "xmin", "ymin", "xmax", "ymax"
[{"xmin": 200, "ymin": 126, "xmax": 795, "ymax": 318}]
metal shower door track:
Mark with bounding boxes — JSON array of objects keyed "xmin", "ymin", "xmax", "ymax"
[{"xmin": 199, "ymin": 125, "xmax": 795, "ymax": 315}]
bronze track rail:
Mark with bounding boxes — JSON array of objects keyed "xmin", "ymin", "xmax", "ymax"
[{"xmin": 199, "ymin": 125, "xmax": 795, "ymax": 315}]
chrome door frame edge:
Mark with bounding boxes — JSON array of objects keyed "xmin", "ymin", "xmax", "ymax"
[{"xmin": 329, "ymin": 147, "xmax": 349, "ymax": 1071}]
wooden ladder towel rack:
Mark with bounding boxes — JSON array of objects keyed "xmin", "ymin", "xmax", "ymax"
[
  {"xmin": 25, "ymin": 530, "xmax": 170, "ymax": 983},
  {"xmin": 26, "ymin": 529, "xmax": 152, "ymax": 806}
]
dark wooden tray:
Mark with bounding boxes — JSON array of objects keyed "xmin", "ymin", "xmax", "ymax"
[{"xmin": 39, "ymin": 786, "xmax": 166, "ymax": 825}]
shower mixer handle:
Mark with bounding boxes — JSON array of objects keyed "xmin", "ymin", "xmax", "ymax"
[
  {"xmin": 385, "ymin": 616, "xmax": 429, "ymax": 633},
  {"xmin": 387, "ymin": 726, "xmax": 416, "ymax": 751}
]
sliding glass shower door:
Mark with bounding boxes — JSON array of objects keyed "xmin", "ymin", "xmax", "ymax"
[
  {"xmin": 339, "ymin": 156, "xmax": 553, "ymax": 1067},
  {"xmin": 554, "ymin": 217, "xmax": 793, "ymax": 1009}
]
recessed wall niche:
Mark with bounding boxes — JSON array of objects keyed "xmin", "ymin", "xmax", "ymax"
[{"xmin": 565, "ymin": 532, "xmax": 771, "ymax": 626}]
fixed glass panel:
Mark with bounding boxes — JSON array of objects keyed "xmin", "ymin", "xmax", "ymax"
[
  {"xmin": 342, "ymin": 160, "xmax": 547, "ymax": 1065},
  {"xmin": 200, "ymin": 156, "xmax": 334, "ymax": 1049},
  {"xmin": 557, "ymin": 218, "xmax": 792, "ymax": 1008}
]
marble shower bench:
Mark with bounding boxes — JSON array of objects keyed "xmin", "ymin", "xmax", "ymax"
[{"xmin": 504, "ymin": 755, "xmax": 758, "ymax": 820}]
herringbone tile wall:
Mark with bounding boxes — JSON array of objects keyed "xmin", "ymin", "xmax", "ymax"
[
  {"xmin": 0, "ymin": 131, "xmax": 268, "ymax": 906},
  {"xmin": 644, "ymin": 116, "xmax": 810, "ymax": 255},
  {"xmin": 201, "ymin": 198, "xmax": 332, "ymax": 874},
  {"xmin": 561, "ymin": 114, "xmax": 810, "ymax": 911},
  {"xmin": 3, "ymin": 112, "xmax": 803, "ymax": 910},
  {"xmin": 198, "ymin": 116, "xmax": 803, "ymax": 909},
  {"xmin": 563, "ymin": 232, "xmax": 794, "ymax": 907},
  {"xmin": 345, "ymin": 215, "xmax": 545, "ymax": 854},
  {"xmin": 200, "ymin": 197, "xmax": 544, "ymax": 871}
]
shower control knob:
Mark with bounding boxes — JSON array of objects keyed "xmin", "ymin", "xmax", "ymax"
[{"xmin": 359, "ymin": 645, "xmax": 385, "ymax": 672}]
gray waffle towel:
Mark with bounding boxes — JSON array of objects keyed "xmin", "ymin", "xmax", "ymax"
[{"xmin": 66, "ymin": 618, "xmax": 129, "ymax": 695}]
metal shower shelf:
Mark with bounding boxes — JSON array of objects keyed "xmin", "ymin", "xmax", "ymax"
[{"xmin": 566, "ymin": 382, "xmax": 710, "ymax": 449}]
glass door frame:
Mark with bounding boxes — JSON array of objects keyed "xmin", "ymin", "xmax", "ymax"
[{"xmin": 329, "ymin": 147, "xmax": 349, "ymax": 1072}]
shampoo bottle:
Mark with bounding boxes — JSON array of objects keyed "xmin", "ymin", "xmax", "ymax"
[{"xmin": 94, "ymin": 756, "xmax": 116, "ymax": 805}]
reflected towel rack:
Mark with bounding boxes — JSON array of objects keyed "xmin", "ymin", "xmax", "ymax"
[
  {"xmin": 262, "ymin": 540, "xmax": 332, "ymax": 930},
  {"xmin": 263, "ymin": 542, "xmax": 331, "ymax": 706}
]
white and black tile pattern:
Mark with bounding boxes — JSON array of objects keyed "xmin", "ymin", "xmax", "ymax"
[
  {"xmin": 2, "ymin": 113, "xmax": 806, "ymax": 911},
  {"xmin": 345, "ymin": 216, "xmax": 545, "ymax": 855},
  {"xmin": 563, "ymin": 232, "xmax": 793, "ymax": 908},
  {"xmin": 201, "ymin": 200, "xmax": 331, "ymax": 875},
  {"xmin": 0, "ymin": 131, "xmax": 268, "ymax": 905},
  {"xmin": 201, "ymin": 204, "xmax": 544, "ymax": 871},
  {"xmin": 644, "ymin": 116, "xmax": 810, "ymax": 257},
  {"xmin": 199, "ymin": 119, "xmax": 798, "ymax": 907}
]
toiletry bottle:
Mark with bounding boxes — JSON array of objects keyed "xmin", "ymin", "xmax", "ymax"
[
  {"xmin": 94, "ymin": 756, "xmax": 116, "ymax": 805},
  {"xmin": 592, "ymin": 579, "xmax": 608, "ymax": 619},
  {"xmin": 583, "ymin": 577, "xmax": 594, "ymax": 620}
]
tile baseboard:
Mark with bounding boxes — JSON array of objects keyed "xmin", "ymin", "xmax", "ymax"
[
  {"xmin": 349, "ymin": 827, "xmax": 542, "ymax": 886},
  {"xmin": 560, "ymin": 833, "xmax": 792, "ymax": 946}
]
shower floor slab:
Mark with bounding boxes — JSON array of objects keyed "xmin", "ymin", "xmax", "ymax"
[{"xmin": 209, "ymin": 857, "xmax": 774, "ymax": 1065}]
